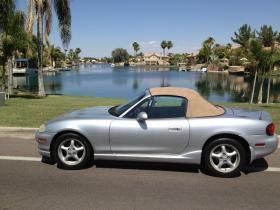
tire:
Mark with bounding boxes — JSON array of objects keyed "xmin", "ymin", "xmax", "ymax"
[
  {"xmin": 53, "ymin": 133, "xmax": 93, "ymax": 170},
  {"xmin": 202, "ymin": 138, "xmax": 246, "ymax": 177}
]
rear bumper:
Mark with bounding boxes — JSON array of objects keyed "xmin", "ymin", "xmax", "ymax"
[
  {"xmin": 250, "ymin": 134, "xmax": 278, "ymax": 162},
  {"xmin": 35, "ymin": 131, "xmax": 56, "ymax": 158}
]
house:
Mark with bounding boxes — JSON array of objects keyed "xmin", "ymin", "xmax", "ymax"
[
  {"xmin": 129, "ymin": 56, "xmax": 145, "ymax": 66},
  {"xmin": 144, "ymin": 53, "xmax": 169, "ymax": 66},
  {"xmin": 186, "ymin": 52, "xmax": 198, "ymax": 65}
]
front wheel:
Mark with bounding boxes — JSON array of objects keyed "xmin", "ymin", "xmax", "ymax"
[
  {"xmin": 202, "ymin": 138, "xmax": 246, "ymax": 177},
  {"xmin": 54, "ymin": 133, "xmax": 93, "ymax": 170}
]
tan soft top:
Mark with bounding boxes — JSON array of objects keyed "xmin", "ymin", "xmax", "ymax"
[{"xmin": 149, "ymin": 87, "xmax": 224, "ymax": 118}]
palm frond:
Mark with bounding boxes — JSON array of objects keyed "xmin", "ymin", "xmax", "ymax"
[
  {"xmin": 0, "ymin": 0, "xmax": 15, "ymax": 33},
  {"xmin": 44, "ymin": 0, "xmax": 52, "ymax": 35},
  {"xmin": 43, "ymin": 0, "xmax": 52, "ymax": 44},
  {"xmin": 53, "ymin": 0, "xmax": 71, "ymax": 48}
]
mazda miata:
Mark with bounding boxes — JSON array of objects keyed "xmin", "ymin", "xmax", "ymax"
[{"xmin": 36, "ymin": 87, "xmax": 278, "ymax": 177}]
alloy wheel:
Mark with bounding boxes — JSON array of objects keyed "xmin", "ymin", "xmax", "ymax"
[
  {"xmin": 209, "ymin": 144, "xmax": 240, "ymax": 173},
  {"xmin": 57, "ymin": 138, "xmax": 86, "ymax": 166}
]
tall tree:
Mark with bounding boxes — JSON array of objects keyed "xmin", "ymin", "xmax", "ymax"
[
  {"xmin": 75, "ymin": 47, "xmax": 81, "ymax": 56},
  {"xmin": 257, "ymin": 50, "xmax": 272, "ymax": 104},
  {"xmin": 0, "ymin": 0, "xmax": 28, "ymax": 95},
  {"xmin": 249, "ymin": 39, "xmax": 262, "ymax": 104},
  {"xmin": 27, "ymin": 0, "xmax": 71, "ymax": 97},
  {"xmin": 257, "ymin": 25, "xmax": 278, "ymax": 47},
  {"xmin": 112, "ymin": 48, "xmax": 129, "ymax": 63},
  {"xmin": 198, "ymin": 37, "xmax": 215, "ymax": 64},
  {"xmin": 161, "ymin": 40, "xmax": 167, "ymax": 56},
  {"xmin": 231, "ymin": 24, "xmax": 255, "ymax": 54},
  {"xmin": 167, "ymin": 41, "xmax": 173, "ymax": 54},
  {"xmin": 132, "ymin": 42, "xmax": 140, "ymax": 56}
]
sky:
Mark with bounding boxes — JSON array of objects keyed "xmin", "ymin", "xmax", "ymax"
[{"xmin": 17, "ymin": 0, "xmax": 280, "ymax": 58}]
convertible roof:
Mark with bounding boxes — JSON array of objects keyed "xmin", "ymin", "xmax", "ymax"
[{"xmin": 149, "ymin": 87, "xmax": 224, "ymax": 118}]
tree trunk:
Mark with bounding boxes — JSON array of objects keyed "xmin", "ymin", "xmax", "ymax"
[
  {"xmin": 250, "ymin": 68, "xmax": 258, "ymax": 104},
  {"xmin": 1, "ymin": 63, "xmax": 6, "ymax": 91},
  {"xmin": 37, "ymin": 10, "xmax": 46, "ymax": 97},
  {"xmin": 257, "ymin": 73, "xmax": 264, "ymax": 104},
  {"xmin": 7, "ymin": 56, "xmax": 14, "ymax": 96},
  {"xmin": 266, "ymin": 65, "xmax": 272, "ymax": 104}
]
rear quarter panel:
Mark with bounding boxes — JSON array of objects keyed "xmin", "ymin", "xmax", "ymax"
[{"xmin": 187, "ymin": 116, "xmax": 271, "ymax": 152}]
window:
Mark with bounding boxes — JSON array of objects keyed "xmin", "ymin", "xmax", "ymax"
[
  {"xmin": 149, "ymin": 96, "xmax": 187, "ymax": 119},
  {"xmin": 125, "ymin": 98, "xmax": 152, "ymax": 118},
  {"xmin": 109, "ymin": 92, "xmax": 145, "ymax": 117},
  {"xmin": 124, "ymin": 96, "xmax": 187, "ymax": 119}
]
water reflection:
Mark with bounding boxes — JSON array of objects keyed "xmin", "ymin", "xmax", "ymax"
[{"xmin": 13, "ymin": 64, "xmax": 280, "ymax": 103}]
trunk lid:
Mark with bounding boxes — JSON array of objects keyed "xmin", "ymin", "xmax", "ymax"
[{"xmin": 227, "ymin": 107, "xmax": 272, "ymax": 122}]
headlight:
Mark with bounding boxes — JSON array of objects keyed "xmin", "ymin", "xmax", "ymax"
[{"xmin": 38, "ymin": 124, "xmax": 46, "ymax": 133}]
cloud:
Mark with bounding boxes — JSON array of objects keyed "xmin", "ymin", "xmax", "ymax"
[{"xmin": 148, "ymin": 40, "xmax": 157, "ymax": 45}]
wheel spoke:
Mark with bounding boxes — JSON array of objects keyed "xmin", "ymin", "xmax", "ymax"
[
  {"xmin": 75, "ymin": 146, "xmax": 84, "ymax": 151},
  {"xmin": 70, "ymin": 140, "xmax": 75, "ymax": 147},
  {"xmin": 73, "ymin": 154, "xmax": 80, "ymax": 161},
  {"xmin": 227, "ymin": 159, "xmax": 234, "ymax": 168},
  {"xmin": 221, "ymin": 145, "xmax": 227, "ymax": 154},
  {"xmin": 211, "ymin": 152, "xmax": 222, "ymax": 158},
  {"xmin": 217, "ymin": 160, "xmax": 224, "ymax": 169},
  {"xmin": 64, "ymin": 154, "xmax": 70, "ymax": 161},
  {"xmin": 226, "ymin": 151, "xmax": 237, "ymax": 157},
  {"xmin": 60, "ymin": 145, "xmax": 69, "ymax": 151}
]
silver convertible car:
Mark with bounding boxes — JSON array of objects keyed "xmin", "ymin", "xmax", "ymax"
[{"xmin": 36, "ymin": 87, "xmax": 278, "ymax": 177}]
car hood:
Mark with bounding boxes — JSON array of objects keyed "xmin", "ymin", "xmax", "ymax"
[{"xmin": 47, "ymin": 106, "xmax": 114, "ymax": 123}]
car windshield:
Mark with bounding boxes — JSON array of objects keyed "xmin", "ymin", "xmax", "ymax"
[{"xmin": 109, "ymin": 92, "xmax": 146, "ymax": 117}]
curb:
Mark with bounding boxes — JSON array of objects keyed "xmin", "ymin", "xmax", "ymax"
[{"xmin": 0, "ymin": 127, "xmax": 38, "ymax": 132}]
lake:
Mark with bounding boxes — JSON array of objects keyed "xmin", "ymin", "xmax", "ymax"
[{"xmin": 14, "ymin": 64, "xmax": 280, "ymax": 103}]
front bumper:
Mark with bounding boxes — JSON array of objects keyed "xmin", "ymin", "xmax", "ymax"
[
  {"xmin": 250, "ymin": 134, "xmax": 279, "ymax": 162},
  {"xmin": 35, "ymin": 131, "xmax": 56, "ymax": 158}
]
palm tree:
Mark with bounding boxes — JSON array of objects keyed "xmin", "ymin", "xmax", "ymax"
[
  {"xmin": 257, "ymin": 25, "xmax": 278, "ymax": 47},
  {"xmin": 0, "ymin": 0, "xmax": 28, "ymax": 95},
  {"xmin": 166, "ymin": 41, "xmax": 173, "ymax": 54},
  {"xmin": 231, "ymin": 24, "xmax": 255, "ymax": 54},
  {"xmin": 26, "ymin": 0, "xmax": 71, "ymax": 97},
  {"xmin": 266, "ymin": 51, "xmax": 280, "ymax": 103},
  {"xmin": 257, "ymin": 50, "xmax": 272, "ymax": 104},
  {"xmin": 161, "ymin": 40, "xmax": 167, "ymax": 56},
  {"xmin": 249, "ymin": 39, "xmax": 262, "ymax": 104},
  {"xmin": 200, "ymin": 37, "xmax": 215, "ymax": 64},
  {"xmin": 132, "ymin": 42, "xmax": 140, "ymax": 56},
  {"xmin": 226, "ymin": 43, "xmax": 232, "ymax": 49}
]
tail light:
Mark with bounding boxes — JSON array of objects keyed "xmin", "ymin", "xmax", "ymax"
[{"xmin": 266, "ymin": 123, "xmax": 275, "ymax": 136}]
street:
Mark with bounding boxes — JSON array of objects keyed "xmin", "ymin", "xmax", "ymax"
[{"xmin": 0, "ymin": 135, "xmax": 280, "ymax": 210}]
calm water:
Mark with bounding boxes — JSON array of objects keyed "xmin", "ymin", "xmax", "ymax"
[{"xmin": 14, "ymin": 64, "xmax": 280, "ymax": 103}]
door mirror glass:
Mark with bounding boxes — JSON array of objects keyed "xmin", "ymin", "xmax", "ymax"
[{"xmin": 137, "ymin": 112, "xmax": 148, "ymax": 121}]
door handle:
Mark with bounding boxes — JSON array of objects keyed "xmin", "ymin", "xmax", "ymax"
[{"xmin": 168, "ymin": 127, "xmax": 182, "ymax": 132}]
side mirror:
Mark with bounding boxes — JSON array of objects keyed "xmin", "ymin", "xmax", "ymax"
[{"xmin": 137, "ymin": 112, "xmax": 148, "ymax": 121}]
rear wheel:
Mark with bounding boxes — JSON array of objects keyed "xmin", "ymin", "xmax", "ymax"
[
  {"xmin": 54, "ymin": 133, "xmax": 93, "ymax": 170},
  {"xmin": 202, "ymin": 138, "xmax": 246, "ymax": 177}
]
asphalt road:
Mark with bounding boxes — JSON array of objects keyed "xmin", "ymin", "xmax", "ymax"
[{"xmin": 0, "ymin": 135, "xmax": 280, "ymax": 210}]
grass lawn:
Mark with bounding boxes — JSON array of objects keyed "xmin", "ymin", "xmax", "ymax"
[
  {"xmin": 0, "ymin": 95, "xmax": 124, "ymax": 128},
  {"xmin": 0, "ymin": 95, "xmax": 279, "ymax": 133}
]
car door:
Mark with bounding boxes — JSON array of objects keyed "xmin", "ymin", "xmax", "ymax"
[{"xmin": 109, "ymin": 96, "xmax": 190, "ymax": 154}]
